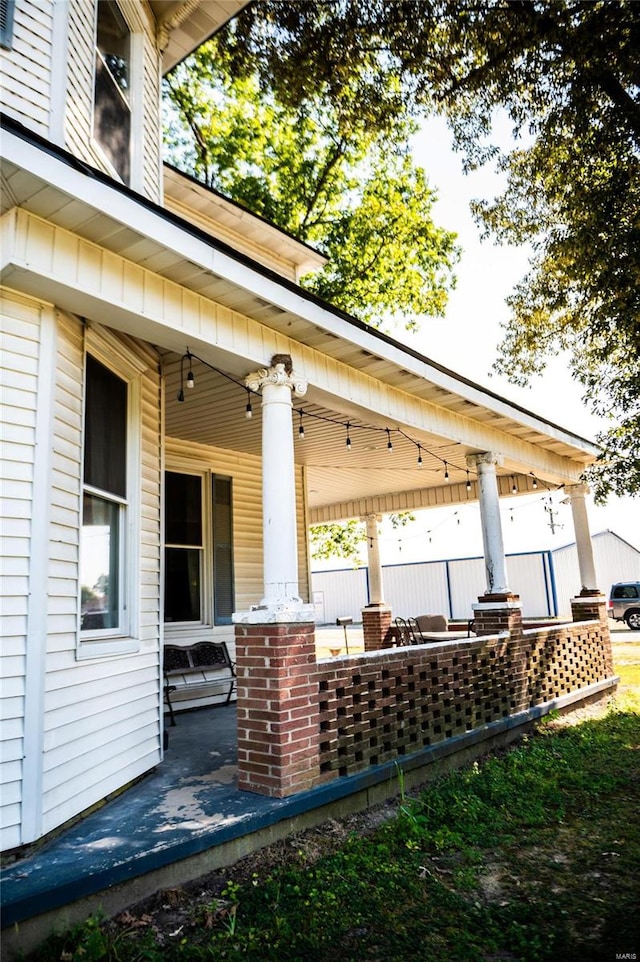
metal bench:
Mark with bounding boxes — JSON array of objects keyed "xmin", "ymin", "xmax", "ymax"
[{"xmin": 163, "ymin": 641, "xmax": 236, "ymax": 726}]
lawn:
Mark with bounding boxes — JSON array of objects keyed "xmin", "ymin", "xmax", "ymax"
[{"xmin": 27, "ymin": 639, "xmax": 640, "ymax": 962}]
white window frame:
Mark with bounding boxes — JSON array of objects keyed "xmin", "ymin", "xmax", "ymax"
[
  {"xmin": 163, "ymin": 465, "xmax": 213, "ymax": 637},
  {"xmin": 91, "ymin": 0, "xmax": 144, "ymax": 190},
  {"xmin": 77, "ymin": 330, "xmax": 143, "ymax": 660}
]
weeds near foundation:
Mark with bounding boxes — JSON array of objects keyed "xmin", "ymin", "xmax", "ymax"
[{"xmin": 25, "ymin": 647, "xmax": 640, "ymax": 962}]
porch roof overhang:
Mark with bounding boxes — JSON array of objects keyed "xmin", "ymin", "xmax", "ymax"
[
  {"xmin": 150, "ymin": 0, "xmax": 249, "ymax": 74},
  {"xmin": 0, "ymin": 115, "xmax": 599, "ymax": 521}
]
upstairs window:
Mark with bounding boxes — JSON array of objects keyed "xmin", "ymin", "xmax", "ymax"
[{"xmin": 94, "ymin": 0, "xmax": 131, "ymax": 184}]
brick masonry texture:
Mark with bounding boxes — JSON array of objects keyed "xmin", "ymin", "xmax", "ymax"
[{"xmin": 316, "ymin": 620, "xmax": 613, "ymax": 780}]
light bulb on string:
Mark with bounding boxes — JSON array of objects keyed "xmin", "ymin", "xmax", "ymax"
[
  {"xmin": 186, "ymin": 351, "xmax": 194, "ymax": 389},
  {"xmin": 444, "ymin": 462, "xmax": 449, "ymax": 482},
  {"xmin": 417, "ymin": 445, "xmax": 423, "ymax": 468},
  {"xmin": 466, "ymin": 470, "xmax": 471, "ymax": 492},
  {"xmin": 531, "ymin": 474, "xmax": 538, "ymax": 489},
  {"xmin": 511, "ymin": 476, "xmax": 518, "ymax": 494},
  {"xmin": 298, "ymin": 411, "xmax": 305, "ymax": 440},
  {"xmin": 386, "ymin": 428, "xmax": 393, "ymax": 453},
  {"xmin": 245, "ymin": 388, "xmax": 253, "ymax": 420},
  {"xmin": 346, "ymin": 422, "xmax": 352, "ymax": 450}
]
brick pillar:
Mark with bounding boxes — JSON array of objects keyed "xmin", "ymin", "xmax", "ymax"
[
  {"xmin": 234, "ymin": 622, "xmax": 319, "ymax": 797},
  {"xmin": 472, "ymin": 593, "xmax": 523, "ymax": 639},
  {"xmin": 362, "ymin": 604, "xmax": 392, "ymax": 651},
  {"xmin": 571, "ymin": 589, "xmax": 607, "ymax": 623}
]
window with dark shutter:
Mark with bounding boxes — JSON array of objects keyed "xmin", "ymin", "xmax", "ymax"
[{"xmin": 213, "ymin": 476, "xmax": 235, "ymax": 625}]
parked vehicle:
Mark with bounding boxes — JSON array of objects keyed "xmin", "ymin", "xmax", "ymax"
[{"xmin": 608, "ymin": 582, "xmax": 640, "ymax": 629}]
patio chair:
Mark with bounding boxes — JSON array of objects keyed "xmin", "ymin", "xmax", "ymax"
[
  {"xmin": 394, "ymin": 616, "xmax": 415, "ymax": 646},
  {"xmin": 407, "ymin": 617, "xmax": 426, "ymax": 643}
]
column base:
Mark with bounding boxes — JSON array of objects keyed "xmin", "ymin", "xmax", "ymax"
[
  {"xmin": 472, "ymin": 594, "xmax": 523, "ymax": 637},
  {"xmin": 362, "ymin": 604, "xmax": 392, "ymax": 651},
  {"xmin": 233, "ymin": 603, "xmax": 316, "ymax": 624}
]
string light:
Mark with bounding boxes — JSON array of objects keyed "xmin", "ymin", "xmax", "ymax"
[
  {"xmin": 186, "ymin": 352, "xmax": 194, "ymax": 389},
  {"xmin": 417, "ymin": 444, "xmax": 423, "ymax": 468},
  {"xmin": 530, "ymin": 473, "xmax": 538, "ymax": 489},
  {"xmin": 444, "ymin": 462, "xmax": 449, "ymax": 482},
  {"xmin": 346, "ymin": 422, "xmax": 352, "ymax": 450},
  {"xmin": 298, "ymin": 410, "xmax": 305, "ymax": 439},
  {"xmin": 245, "ymin": 388, "xmax": 253, "ymax": 420},
  {"xmin": 466, "ymin": 470, "xmax": 471, "ymax": 491},
  {"xmin": 512, "ymin": 475, "xmax": 518, "ymax": 494},
  {"xmin": 386, "ymin": 428, "xmax": 393, "ymax": 453}
]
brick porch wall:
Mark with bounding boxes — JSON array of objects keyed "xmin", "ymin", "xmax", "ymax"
[{"xmin": 316, "ymin": 618, "xmax": 613, "ymax": 780}]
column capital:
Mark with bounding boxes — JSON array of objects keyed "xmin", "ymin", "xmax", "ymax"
[
  {"xmin": 466, "ymin": 451, "xmax": 504, "ymax": 470},
  {"xmin": 567, "ymin": 482, "xmax": 590, "ymax": 499},
  {"xmin": 245, "ymin": 355, "xmax": 307, "ymax": 397}
]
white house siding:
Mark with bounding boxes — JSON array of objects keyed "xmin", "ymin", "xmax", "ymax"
[
  {"xmin": 0, "ymin": 290, "xmax": 44, "ymax": 851},
  {"xmin": 64, "ymin": 0, "xmax": 162, "ymax": 202},
  {"xmin": 164, "ymin": 436, "xmax": 311, "ymax": 667},
  {"xmin": 0, "ymin": 0, "xmax": 54, "ymax": 135},
  {"xmin": 38, "ymin": 314, "xmax": 162, "ymax": 840}
]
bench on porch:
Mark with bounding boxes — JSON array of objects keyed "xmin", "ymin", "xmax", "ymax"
[{"xmin": 163, "ymin": 641, "xmax": 236, "ymax": 726}]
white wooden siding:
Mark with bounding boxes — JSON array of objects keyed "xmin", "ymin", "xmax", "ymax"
[
  {"xmin": 36, "ymin": 314, "xmax": 163, "ymax": 839},
  {"xmin": 0, "ymin": 290, "xmax": 44, "ymax": 850},
  {"xmin": 0, "ymin": 0, "xmax": 54, "ymax": 135}
]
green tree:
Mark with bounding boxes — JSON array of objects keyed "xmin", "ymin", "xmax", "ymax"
[
  {"xmin": 163, "ymin": 41, "xmax": 459, "ymax": 331},
  {"xmin": 211, "ymin": 0, "xmax": 640, "ymax": 500}
]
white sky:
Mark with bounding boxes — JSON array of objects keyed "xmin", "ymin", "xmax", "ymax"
[{"xmin": 314, "ymin": 115, "xmax": 640, "ymax": 569}]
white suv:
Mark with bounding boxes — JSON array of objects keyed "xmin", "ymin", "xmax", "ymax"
[{"xmin": 608, "ymin": 582, "xmax": 640, "ymax": 630}]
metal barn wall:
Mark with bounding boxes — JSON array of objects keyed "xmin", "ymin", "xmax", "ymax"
[
  {"xmin": 552, "ymin": 531, "xmax": 640, "ymax": 616},
  {"xmin": 311, "ymin": 532, "xmax": 639, "ymax": 625},
  {"xmin": 384, "ymin": 561, "xmax": 450, "ymax": 620},
  {"xmin": 311, "ymin": 568, "xmax": 368, "ymax": 624}
]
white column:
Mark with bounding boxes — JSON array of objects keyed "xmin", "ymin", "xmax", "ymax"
[
  {"xmin": 567, "ymin": 483, "xmax": 598, "ymax": 590},
  {"xmin": 467, "ymin": 452, "xmax": 509, "ymax": 595},
  {"xmin": 364, "ymin": 514, "xmax": 384, "ymax": 604},
  {"xmin": 234, "ymin": 356, "xmax": 315, "ymax": 623}
]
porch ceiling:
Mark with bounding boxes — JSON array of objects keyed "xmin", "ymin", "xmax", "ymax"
[{"xmin": 161, "ymin": 351, "xmax": 568, "ymax": 519}]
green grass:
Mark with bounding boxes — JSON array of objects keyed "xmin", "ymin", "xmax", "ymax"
[{"xmin": 26, "ymin": 650, "xmax": 640, "ymax": 962}]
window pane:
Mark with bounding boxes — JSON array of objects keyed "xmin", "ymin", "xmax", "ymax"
[
  {"xmin": 94, "ymin": 0, "xmax": 130, "ymax": 184},
  {"xmin": 164, "ymin": 548, "xmax": 201, "ymax": 622},
  {"xmin": 165, "ymin": 472, "xmax": 202, "ymax": 545},
  {"xmin": 84, "ymin": 355, "xmax": 127, "ymax": 497},
  {"xmin": 81, "ymin": 493, "xmax": 120, "ymax": 630}
]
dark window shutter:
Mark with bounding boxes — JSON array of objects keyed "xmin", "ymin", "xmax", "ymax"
[
  {"xmin": 213, "ymin": 476, "xmax": 234, "ymax": 624},
  {"xmin": 0, "ymin": 0, "xmax": 16, "ymax": 50}
]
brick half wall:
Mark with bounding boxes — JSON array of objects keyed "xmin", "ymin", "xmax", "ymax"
[{"xmin": 316, "ymin": 618, "xmax": 614, "ymax": 781}]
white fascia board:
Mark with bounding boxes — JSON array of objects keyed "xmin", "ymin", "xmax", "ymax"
[{"xmin": 2, "ymin": 127, "xmax": 597, "ymax": 457}]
